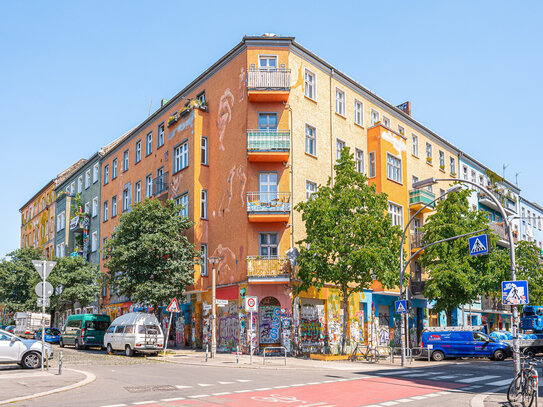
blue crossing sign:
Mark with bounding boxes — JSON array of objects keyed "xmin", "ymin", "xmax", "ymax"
[
  {"xmin": 469, "ymin": 234, "xmax": 489, "ymax": 256},
  {"xmin": 395, "ymin": 300, "xmax": 407, "ymax": 314},
  {"xmin": 502, "ymin": 280, "xmax": 529, "ymax": 305}
]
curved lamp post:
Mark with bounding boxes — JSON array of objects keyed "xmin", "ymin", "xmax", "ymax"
[{"xmin": 208, "ymin": 256, "xmax": 223, "ymax": 358}]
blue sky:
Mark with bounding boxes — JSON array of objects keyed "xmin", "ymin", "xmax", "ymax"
[{"xmin": 1, "ymin": 1, "xmax": 542, "ymax": 258}]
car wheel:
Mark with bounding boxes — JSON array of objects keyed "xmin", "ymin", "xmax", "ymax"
[
  {"xmin": 523, "ymin": 348, "xmax": 536, "ymax": 358},
  {"xmin": 59, "ymin": 338, "xmax": 65, "ymax": 348},
  {"xmin": 75, "ymin": 339, "xmax": 81, "ymax": 350},
  {"xmin": 431, "ymin": 350, "xmax": 445, "ymax": 362},
  {"xmin": 106, "ymin": 343, "xmax": 113, "ymax": 354},
  {"xmin": 493, "ymin": 349, "xmax": 506, "ymax": 361},
  {"xmin": 22, "ymin": 352, "xmax": 41, "ymax": 369},
  {"xmin": 125, "ymin": 345, "xmax": 134, "ymax": 357}
]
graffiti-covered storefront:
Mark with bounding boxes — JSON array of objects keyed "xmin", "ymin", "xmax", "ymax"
[{"xmin": 100, "ymin": 301, "xmax": 133, "ymax": 321}]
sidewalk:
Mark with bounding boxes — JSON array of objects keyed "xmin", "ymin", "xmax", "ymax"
[{"xmin": 0, "ymin": 368, "xmax": 95, "ymax": 405}]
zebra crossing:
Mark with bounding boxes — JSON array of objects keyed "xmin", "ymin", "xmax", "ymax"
[{"xmin": 375, "ymin": 369, "xmax": 513, "ymax": 388}]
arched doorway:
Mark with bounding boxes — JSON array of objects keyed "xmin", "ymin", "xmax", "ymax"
[{"xmin": 259, "ymin": 296, "xmax": 281, "ymax": 349}]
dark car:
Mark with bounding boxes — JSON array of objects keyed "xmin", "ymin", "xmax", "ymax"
[{"xmin": 34, "ymin": 328, "xmax": 61, "ymax": 343}]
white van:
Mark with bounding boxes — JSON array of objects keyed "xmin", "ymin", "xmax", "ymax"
[{"xmin": 103, "ymin": 312, "xmax": 164, "ymax": 356}]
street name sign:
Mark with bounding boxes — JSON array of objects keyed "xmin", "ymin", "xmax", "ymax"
[
  {"xmin": 469, "ymin": 234, "xmax": 489, "ymax": 256},
  {"xmin": 34, "ymin": 282, "xmax": 54, "ymax": 298},
  {"xmin": 502, "ymin": 280, "xmax": 529, "ymax": 305},
  {"xmin": 395, "ymin": 300, "xmax": 407, "ymax": 314},
  {"xmin": 245, "ymin": 296, "xmax": 258, "ymax": 312},
  {"xmin": 166, "ymin": 298, "xmax": 180, "ymax": 313},
  {"xmin": 216, "ymin": 299, "xmax": 228, "ymax": 307}
]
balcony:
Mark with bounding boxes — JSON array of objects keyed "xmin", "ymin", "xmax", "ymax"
[
  {"xmin": 410, "ymin": 280, "xmax": 426, "ymax": 295},
  {"xmin": 481, "ymin": 296, "xmax": 509, "ymax": 312},
  {"xmin": 488, "ymin": 221, "xmax": 517, "ymax": 247},
  {"xmin": 478, "ymin": 191, "xmax": 517, "ymax": 216},
  {"xmin": 152, "ymin": 172, "xmax": 169, "ymax": 200},
  {"xmin": 69, "ymin": 215, "xmax": 89, "ymax": 232},
  {"xmin": 246, "ymin": 255, "xmax": 290, "ymax": 283},
  {"xmin": 247, "ymin": 191, "xmax": 290, "ymax": 223},
  {"xmin": 409, "ymin": 189, "xmax": 436, "ymax": 213},
  {"xmin": 410, "ymin": 231, "xmax": 425, "ymax": 252},
  {"xmin": 247, "ymin": 130, "xmax": 290, "ymax": 162},
  {"xmin": 247, "ymin": 68, "xmax": 291, "ymax": 103}
]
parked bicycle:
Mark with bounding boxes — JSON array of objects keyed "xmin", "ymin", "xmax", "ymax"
[
  {"xmin": 349, "ymin": 342, "xmax": 379, "ymax": 363},
  {"xmin": 507, "ymin": 354, "xmax": 540, "ymax": 407}
]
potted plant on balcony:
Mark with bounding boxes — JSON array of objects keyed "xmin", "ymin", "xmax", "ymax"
[
  {"xmin": 426, "ymin": 156, "xmax": 432, "ymax": 164},
  {"xmin": 439, "ymin": 164, "xmax": 445, "ymax": 171},
  {"xmin": 168, "ymin": 113, "xmax": 178, "ymax": 126}
]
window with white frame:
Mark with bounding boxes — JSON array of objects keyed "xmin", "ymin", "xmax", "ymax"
[
  {"xmin": 355, "ymin": 149, "xmax": 364, "ymax": 173},
  {"xmin": 57, "ymin": 211, "xmax": 65, "ymax": 231},
  {"xmin": 111, "ymin": 196, "xmax": 117, "ymax": 217},
  {"xmin": 112, "ymin": 159, "xmax": 118, "ymax": 179},
  {"xmin": 77, "ymin": 177, "xmax": 82, "ymax": 193},
  {"xmin": 84, "ymin": 201, "xmax": 90, "ymax": 214},
  {"xmin": 91, "ymin": 232, "xmax": 98, "ymax": 252},
  {"xmin": 157, "ymin": 123, "xmax": 165, "ymax": 148},
  {"xmin": 398, "ymin": 125, "xmax": 405, "ymax": 136},
  {"xmin": 123, "ymin": 150, "xmax": 129, "ymax": 172},
  {"xmin": 135, "ymin": 140, "xmax": 141, "ymax": 163},
  {"xmin": 122, "ymin": 188, "xmax": 130, "ymax": 212},
  {"xmin": 306, "ymin": 180, "xmax": 317, "ymax": 201},
  {"xmin": 463, "ymin": 165, "xmax": 468, "ymax": 180},
  {"xmin": 93, "ymin": 163, "xmax": 99, "ymax": 183},
  {"xmin": 59, "ymin": 242, "xmax": 65, "ymax": 257},
  {"xmin": 85, "ymin": 170, "xmax": 91, "ymax": 189},
  {"xmin": 412, "ymin": 134, "xmax": 419, "ymax": 156},
  {"xmin": 200, "ymin": 243, "xmax": 208, "ymax": 276},
  {"xmin": 382, "ymin": 116, "xmax": 390, "ymax": 128},
  {"xmin": 528, "ymin": 210, "xmax": 532, "ymax": 225},
  {"xmin": 335, "ymin": 88, "xmax": 345, "ymax": 116},
  {"xmin": 103, "ymin": 201, "xmax": 108, "ymax": 222},
  {"xmin": 176, "ymin": 193, "xmax": 189, "ymax": 218},
  {"xmin": 145, "ymin": 175, "xmax": 152, "ymax": 197},
  {"xmin": 146, "ymin": 131, "xmax": 153, "ymax": 156},
  {"xmin": 201, "ymin": 189, "xmax": 208, "ymax": 219},
  {"xmin": 386, "ymin": 153, "xmax": 402, "ymax": 183},
  {"xmin": 412, "ymin": 175, "xmax": 419, "ymax": 187},
  {"xmin": 354, "ymin": 100, "xmax": 363, "ymax": 125},
  {"xmin": 426, "ymin": 142, "xmax": 432, "ymax": 162},
  {"xmin": 134, "ymin": 181, "xmax": 141, "ymax": 203},
  {"xmin": 102, "ymin": 237, "xmax": 108, "ymax": 259},
  {"xmin": 259, "ymin": 55, "xmax": 277, "ymax": 69},
  {"xmin": 259, "ymin": 233, "xmax": 279, "ymax": 257},
  {"xmin": 92, "ymin": 197, "xmax": 98, "ymax": 217},
  {"xmin": 305, "ymin": 125, "xmax": 316, "ymax": 156},
  {"xmin": 304, "ymin": 69, "xmax": 315, "ymax": 99},
  {"xmin": 336, "ymin": 139, "xmax": 345, "ymax": 161},
  {"xmin": 479, "ymin": 175, "xmax": 484, "ymax": 186},
  {"xmin": 104, "ymin": 165, "xmax": 109, "ymax": 185},
  {"xmin": 450, "ymin": 157, "xmax": 456, "ymax": 174},
  {"xmin": 201, "ymin": 136, "xmax": 208, "ymax": 165},
  {"xmin": 471, "ymin": 170, "xmax": 476, "ymax": 185},
  {"xmin": 369, "ymin": 151, "xmax": 376, "ymax": 178},
  {"xmin": 174, "ymin": 141, "xmax": 189, "ymax": 173},
  {"xmin": 439, "ymin": 151, "xmax": 445, "ymax": 169},
  {"xmin": 371, "ymin": 109, "xmax": 380, "ymax": 125},
  {"xmin": 388, "ymin": 202, "xmax": 403, "ymax": 227}
]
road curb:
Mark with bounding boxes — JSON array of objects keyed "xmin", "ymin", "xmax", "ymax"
[
  {"xmin": 470, "ymin": 384, "xmax": 509, "ymax": 407},
  {"xmin": 0, "ymin": 368, "xmax": 96, "ymax": 405}
]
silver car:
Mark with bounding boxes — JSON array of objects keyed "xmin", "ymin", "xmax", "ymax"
[{"xmin": 0, "ymin": 329, "xmax": 53, "ymax": 369}]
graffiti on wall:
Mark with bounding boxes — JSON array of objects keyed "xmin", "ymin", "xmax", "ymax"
[
  {"xmin": 216, "ymin": 89, "xmax": 234, "ymax": 151},
  {"xmin": 238, "ymin": 67, "xmax": 246, "ymax": 102},
  {"xmin": 259, "ymin": 306, "xmax": 280, "ymax": 344},
  {"xmin": 299, "ymin": 304, "xmax": 325, "ymax": 351},
  {"xmin": 218, "ymin": 164, "xmax": 247, "ymax": 216},
  {"xmin": 280, "ymin": 310, "xmax": 292, "ymax": 353},
  {"xmin": 211, "ymin": 244, "xmax": 236, "ymax": 277}
]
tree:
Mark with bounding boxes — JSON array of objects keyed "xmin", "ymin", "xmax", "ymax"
[
  {"xmin": 418, "ymin": 188, "xmax": 503, "ymax": 324},
  {"xmin": 0, "ymin": 247, "xmax": 44, "ymax": 313},
  {"xmin": 48, "ymin": 256, "xmax": 101, "ymax": 314},
  {"xmin": 295, "ymin": 148, "xmax": 402, "ymax": 354},
  {"xmin": 103, "ymin": 199, "xmax": 199, "ymax": 314}
]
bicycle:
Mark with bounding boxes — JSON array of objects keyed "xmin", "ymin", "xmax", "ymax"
[
  {"xmin": 349, "ymin": 342, "xmax": 378, "ymax": 363},
  {"xmin": 507, "ymin": 355, "xmax": 540, "ymax": 407}
]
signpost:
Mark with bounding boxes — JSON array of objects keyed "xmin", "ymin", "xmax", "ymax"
[
  {"xmin": 503, "ymin": 280, "xmax": 529, "ymax": 305},
  {"xmin": 31, "ymin": 260, "xmax": 56, "ymax": 372},
  {"xmin": 244, "ymin": 297, "xmax": 258, "ymax": 365},
  {"xmin": 163, "ymin": 298, "xmax": 180, "ymax": 357},
  {"xmin": 395, "ymin": 300, "xmax": 407, "ymax": 314},
  {"xmin": 468, "ymin": 234, "xmax": 489, "ymax": 256}
]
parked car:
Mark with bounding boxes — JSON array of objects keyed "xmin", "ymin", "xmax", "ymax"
[
  {"xmin": 103, "ymin": 312, "xmax": 164, "ymax": 357},
  {"xmin": 0, "ymin": 328, "xmax": 53, "ymax": 368},
  {"xmin": 60, "ymin": 314, "xmax": 111, "ymax": 350},
  {"xmin": 34, "ymin": 328, "xmax": 61, "ymax": 343},
  {"xmin": 421, "ymin": 328, "xmax": 512, "ymax": 361},
  {"xmin": 4, "ymin": 325, "xmax": 15, "ymax": 334}
]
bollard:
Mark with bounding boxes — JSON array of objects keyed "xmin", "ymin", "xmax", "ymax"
[
  {"xmin": 45, "ymin": 350, "xmax": 49, "ymax": 371},
  {"xmin": 206, "ymin": 343, "xmax": 209, "ymax": 363},
  {"xmin": 59, "ymin": 350, "xmax": 63, "ymax": 375},
  {"xmin": 236, "ymin": 345, "xmax": 239, "ymax": 364}
]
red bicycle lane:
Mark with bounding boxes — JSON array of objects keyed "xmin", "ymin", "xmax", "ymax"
[{"xmin": 128, "ymin": 376, "xmax": 466, "ymax": 407}]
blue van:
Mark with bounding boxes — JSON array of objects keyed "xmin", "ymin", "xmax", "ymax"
[{"xmin": 421, "ymin": 329, "xmax": 512, "ymax": 361}]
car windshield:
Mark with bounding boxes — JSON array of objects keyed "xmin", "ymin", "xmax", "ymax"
[{"xmin": 46, "ymin": 328, "xmax": 60, "ymax": 335}]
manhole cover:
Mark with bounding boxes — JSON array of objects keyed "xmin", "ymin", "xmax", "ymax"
[
  {"xmin": 152, "ymin": 385, "xmax": 176, "ymax": 392},
  {"xmin": 125, "ymin": 386, "xmax": 151, "ymax": 393}
]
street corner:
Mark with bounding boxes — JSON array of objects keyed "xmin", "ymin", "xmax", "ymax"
[{"xmin": 0, "ymin": 367, "xmax": 95, "ymax": 405}]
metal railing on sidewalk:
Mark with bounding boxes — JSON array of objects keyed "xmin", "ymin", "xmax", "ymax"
[{"xmin": 263, "ymin": 346, "xmax": 287, "ymax": 366}]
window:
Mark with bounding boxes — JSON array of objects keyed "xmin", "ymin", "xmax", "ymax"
[
  {"xmin": 304, "ymin": 69, "xmax": 315, "ymax": 99},
  {"xmin": 528, "ymin": 210, "xmax": 532, "ymax": 225},
  {"xmin": 522, "ymin": 207, "xmax": 526, "ymax": 222},
  {"xmin": 336, "ymin": 139, "xmax": 345, "ymax": 161},
  {"xmin": 201, "ymin": 189, "xmax": 208, "ymax": 219},
  {"xmin": 382, "ymin": 116, "xmax": 390, "ymax": 128},
  {"xmin": 111, "ymin": 196, "xmax": 117, "ymax": 217},
  {"xmin": 463, "ymin": 165, "xmax": 468, "ymax": 180},
  {"xmin": 145, "ymin": 175, "xmax": 153, "ymax": 197},
  {"xmin": 57, "ymin": 211, "xmax": 65, "ymax": 231},
  {"xmin": 122, "ymin": 188, "xmax": 130, "ymax": 212},
  {"xmin": 398, "ymin": 125, "xmax": 405, "ymax": 136},
  {"xmin": 122, "ymin": 150, "xmax": 129, "ymax": 172},
  {"xmin": 439, "ymin": 151, "xmax": 445, "ymax": 169},
  {"xmin": 85, "ymin": 170, "xmax": 91, "ymax": 189},
  {"xmin": 201, "ymin": 136, "xmax": 208, "ymax": 165},
  {"xmin": 471, "ymin": 170, "xmax": 476, "ymax": 185},
  {"xmin": 93, "ymin": 163, "xmax": 99, "ymax": 183},
  {"xmin": 412, "ymin": 175, "xmax": 419, "ymax": 187},
  {"xmin": 92, "ymin": 197, "xmax": 98, "ymax": 217},
  {"xmin": 426, "ymin": 142, "xmax": 432, "ymax": 162},
  {"xmin": 355, "ymin": 149, "xmax": 364, "ymax": 173},
  {"xmin": 91, "ymin": 232, "xmax": 98, "ymax": 252},
  {"xmin": 84, "ymin": 201, "xmax": 90, "ymax": 214},
  {"xmin": 479, "ymin": 175, "xmax": 484, "ymax": 186},
  {"xmin": 354, "ymin": 100, "xmax": 363, "ymax": 125},
  {"xmin": 412, "ymin": 134, "xmax": 419, "ymax": 156},
  {"xmin": 259, "ymin": 172, "xmax": 278, "ymax": 202},
  {"xmin": 200, "ymin": 243, "xmax": 208, "ymax": 276},
  {"xmin": 157, "ymin": 123, "xmax": 165, "ymax": 148},
  {"xmin": 450, "ymin": 157, "xmax": 456, "ymax": 174},
  {"xmin": 196, "ymin": 91, "xmax": 206, "ymax": 104},
  {"xmin": 134, "ymin": 181, "xmax": 141, "ymax": 203},
  {"xmin": 388, "ymin": 203, "xmax": 403, "ymax": 227},
  {"xmin": 146, "ymin": 132, "xmax": 153, "ymax": 156},
  {"xmin": 306, "ymin": 180, "xmax": 317, "ymax": 201},
  {"xmin": 59, "ymin": 242, "xmax": 65, "ymax": 257},
  {"xmin": 112, "ymin": 159, "xmax": 117, "ymax": 179},
  {"xmin": 176, "ymin": 193, "xmax": 189, "ymax": 218},
  {"xmin": 103, "ymin": 201, "xmax": 109, "ymax": 222},
  {"xmin": 371, "ymin": 109, "xmax": 380, "ymax": 125},
  {"xmin": 104, "ymin": 165, "xmax": 109, "ymax": 185},
  {"xmin": 259, "ymin": 55, "xmax": 277, "ymax": 69},
  {"xmin": 77, "ymin": 176, "xmax": 83, "ymax": 193},
  {"xmin": 135, "ymin": 140, "xmax": 141, "ymax": 163},
  {"xmin": 386, "ymin": 153, "xmax": 402, "ymax": 183},
  {"xmin": 258, "ymin": 112, "xmax": 278, "ymax": 131},
  {"xmin": 173, "ymin": 141, "xmax": 189, "ymax": 173},
  {"xmin": 259, "ymin": 233, "xmax": 279, "ymax": 257},
  {"xmin": 305, "ymin": 125, "xmax": 316, "ymax": 155},
  {"xmin": 335, "ymin": 88, "xmax": 345, "ymax": 116},
  {"xmin": 102, "ymin": 237, "xmax": 108, "ymax": 259},
  {"xmin": 369, "ymin": 152, "xmax": 376, "ymax": 178}
]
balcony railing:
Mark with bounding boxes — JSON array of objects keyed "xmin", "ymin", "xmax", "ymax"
[
  {"xmin": 488, "ymin": 221, "xmax": 517, "ymax": 245},
  {"xmin": 247, "ymin": 192, "xmax": 291, "ymax": 213},
  {"xmin": 481, "ymin": 296, "xmax": 509, "ymax": 311},
  {"xmin": 410, "ymin": 280, "xmax": 426, "ymax": 295},
  {"xmin": 410, "ymin": 231, "xmax": 425, "ymax": 249},
  {"xmin": 478, "ymin": 191, "xmax": 517, "ymax": 215},
  {"xmin": 409, "ymin": 189, "xmax": 436, "ymax": 208},
  {"xmin": 246, "ymin": 255, "xmax": 290, "ymax": 278},
  {"xmin": 247, "ymin": 130, "xmax": 290, "ymax": 151},
  {"xmin": 152, "ymin": 172, "xmax": 169, "ymax": 196},
  {"xmin": 247, "ymin": 68, "xmax": 291, "ymax": 90}
]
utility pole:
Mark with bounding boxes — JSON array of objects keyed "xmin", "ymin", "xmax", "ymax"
[{"xmin": 208, "ymin": 256, "xmax": 223, "ymax": 358}]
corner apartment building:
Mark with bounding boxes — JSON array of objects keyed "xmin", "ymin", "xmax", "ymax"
[{"xmin": 519, "ymin": 197, "xmax": 543, "ymax": 252}]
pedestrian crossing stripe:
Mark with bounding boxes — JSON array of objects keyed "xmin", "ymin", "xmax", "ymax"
[{"xmin": 470, "ymin": 238, "xmax": 487, "ymax": 254}]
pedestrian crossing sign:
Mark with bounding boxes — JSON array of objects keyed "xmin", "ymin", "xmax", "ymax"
[
  {"xmin": 166, "ymin": 298, "xmax": 180, "ymax": 312},
  {"xmin": 395, "ymin": 300, "xmax": 407, "ymax": 314},
  {"xmin": 502, "ymin": 280, "xmax": 529, "ymax": 305},
  {"xmin": 469, "ymin": 234, "xmax": 489, "ymax": 256}
]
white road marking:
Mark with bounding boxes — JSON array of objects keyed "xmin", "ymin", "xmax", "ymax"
[
  {"xmin": 457, "ymin": 375, "xmax": 500, "ymax": 383},
  {"xmin": 197, "ymin": 383, "xmax": 214, "ymax": 387},
  {"xmin": 236, "ymin": 379, "xmax": 252, "ymax": 382},
  {"xmin": 378, "ymin": 370, "xmax": 417, "ymax": 375},
  {"xmin": 100, "ymin": 405, "xmax": 126, "ymax": 407},
  {"xmin": 306, "ymin": 382, "xmax": 322, "ymax": 385},
  {"xmin": 395, "ymin": 399, "xmax": 414, "ymax": 403},
  {"xmin": 160, "ymin": 397, "xmax": 185, "ymax": 402},
  {"xmin": 425, "ymin": 393, "xmax": 441, "ymax": 397},
  {"xmin": 411, "ymin": 395, "xmax": 428, "ymax": 400},
  {"xmin": 290, "ymin": 384, "xmax": 306, "ymax": 387},
  {"xmin": 274, "ymin": 385, "xmax": 290, "ymax": 389},
  {"xmin": 432, "ymin": 375, "xmax": 460, "ymax": 380},
  {"xmin": 321, "ymin": 380, "xmax": 335, "ymax": 383},
  {"xmin": 212, "ymin": 392, "xmax": 232, "ymax": 396},
  {"xmin": 218, "ymin": 381, "xmax": 234, "ymax": 384},
  {"xmin": 133, "ymin": 402, "xmax": 157, "ymax": 406},
  {"xmin": 175, "ymin": 385, "xmax": 192, "ymax": 389},
  {"xmin": 254, "ymin": 388, "xmax": 272, "ymax": 391},
  {"xmin": 188, "ymin": 394, "xmax": 209, "ymax": 398},
  {"xmin": 234, "ymin": 390, "xmax": 251, "ymax": 393},
  {"xmin": 381, "ymin": 402, "xmax": 399, "ymax": 406}
]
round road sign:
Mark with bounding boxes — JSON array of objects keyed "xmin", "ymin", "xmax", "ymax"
[{"xmin": 245, "ymin": 296, "xmax": 258, "ymax": 312}]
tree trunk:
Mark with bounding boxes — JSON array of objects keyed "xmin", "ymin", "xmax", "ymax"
[
  {"xmin": 446, "ymin": 310, "xmax": 452, "ymax": 326},
  {"xmin": 341, "ymin": 288, "xmax": 350, "ymax": 355}
]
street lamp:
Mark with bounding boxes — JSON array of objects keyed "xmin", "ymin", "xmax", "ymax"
[
  {"xmin": 399, "ymin": 184, "xmax": 462, "ymax": 366},
  {"xmin": 207, "ymin": 256, "xmax": 223, "ymax": 358},
  {"xmin": 412, "ymin": 177, "xmax": 520, "ymax": 376}
]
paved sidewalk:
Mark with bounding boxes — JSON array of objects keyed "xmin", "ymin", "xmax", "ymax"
[
  {"xmin": 483, "ymin": 393, "xmax": 509, "ymax": 406},
  {"xmin": 0, "ymin": 368, "xmax": 94, "ymax": 405}
]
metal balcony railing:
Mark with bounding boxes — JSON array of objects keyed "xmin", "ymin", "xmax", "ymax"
[
  {"xmin": 246, "ymin": 255, "xmax": 290, "ymax": 278},
  {"xmin": 410, "ymin": 231, "xmax": 425, "ymax": 249},
  {"xmin": 152, "ymin": 172, "xmax": 169, "ymax": 196},
  {"xmin": 247, "ymin": 68, "xmax": 291, "ymax": 90},
  {"xmin": 247, "ymin": 130, "xmax": 290, "ymax": 151},
  {"xmin": 409, "ymin": 189, "xmax": 436, "ymax": 208},
  {"xmin": 481, "ymin": 296, "xmax": 508, "ymax": 311},
  {"xmin": 410, "ymin": 280, "xmax": 426, "ymax": 295},
  {"xmin": 247, "ymin": 192, "xmax": 291, "ymax": 213}
]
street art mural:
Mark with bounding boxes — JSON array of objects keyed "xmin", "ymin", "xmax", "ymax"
[
  {"xmin": 260, "ymin": 306, "xmax": 281, "ymax": 344},
  {"xmin": 210, "ymin": 244, "xmax": 237, "ymax": 280},
  {"xmin": 299, "ymin": 303, "xmax": 325, "ymax": 352},
  {"xmin": 216, "ymin": 89, "xmax": 234, "ymax": 151},
  {"xmin": 218, "ymin": 164, "xmax": 247, "ymax": 216},
  {"xmin": 238, "ymin": 67, "xmax": 246, "ymax": 102},
  {"xmin": 280, "ymin": 310, "xmax": 292, "ymax": 353}
]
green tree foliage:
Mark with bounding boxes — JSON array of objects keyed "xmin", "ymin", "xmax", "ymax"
[
  {"xmin": 295, "ymin": 148, "xmax": 402, "ymax": 354},
  {"xmin": 103, "ymin": 199, "xmax": 199, "ymax": 313},
  {"xmin": 48, "ymin": 256, "xmax": 101, "ymax": 313},
  {"xmin": 418, "ymin": 188, "xmax": 503, "ymax": 324},
  {"xmin": 0, "ymin": 248, "xmax": 44, "ymax": 313}
]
